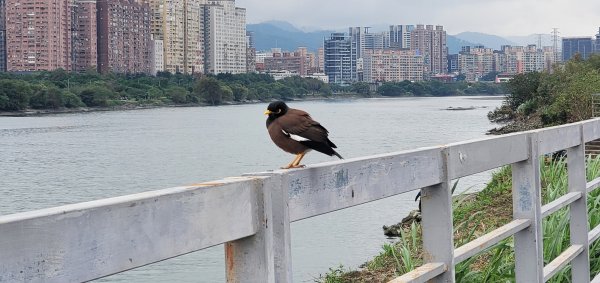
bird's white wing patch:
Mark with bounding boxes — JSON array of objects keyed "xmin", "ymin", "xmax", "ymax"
[{"xmin": 282, "ymin": 129, "xmax": 310, "ymax": 142}]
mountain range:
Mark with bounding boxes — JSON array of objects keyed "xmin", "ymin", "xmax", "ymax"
[{"xmin": 247, "ymin": 21, "xmax": 545, "ymax": 54}]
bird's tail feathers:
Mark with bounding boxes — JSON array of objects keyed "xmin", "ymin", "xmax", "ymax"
[
  {"xmin": 300, "ymin": 140, "xmax": 343, "ymax": 159},
  {"xmin": 332, "ymin": 150, "xmax": 343, "ymax": 159}
]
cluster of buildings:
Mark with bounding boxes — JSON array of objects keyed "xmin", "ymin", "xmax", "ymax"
[
  {"xmin": 256, "ymin": 26, "xmax": 600, "ymax": 84},
  {"xmin": 320, "ymin": 25, "xmax": 448, "ymax": 84},
  {"xmin": 252, "ymin": 25, "xmax": 446, "ymax": 84},
  {"xmin": 0, "ymin": 0, "xmax": 599, "ymax": 85},
  {"xmin": 0, "ymin": 0, "xmax": 248, "ymax": 75},
  {"xmin": 448, "ymin": 45, "xmax": 559, "ymax": 82},
  {"xmin": 452, "ymin": 28, "xmax": 600, "ymax": 82}
]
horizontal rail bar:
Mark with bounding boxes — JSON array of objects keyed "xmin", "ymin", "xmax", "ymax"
[
  {"xmin": 583, "ymin": 118, "xmax": 600, "ymax": 142},
  {"xmin": 587, "ymin": 177, "xmax": 600, "ymax": 194},
  {"xmin": 0, "ymin": 177, "xmax": 262, "ymax": 283},
  {"xmin": 250, "ymin": 147, "xmax": 444, "ymax": 222},
  {"xmin": 542, "ymin": 245, "xmax": 584, "ymax": 282},
  {"xmin": 589, "ymin": 223, "xmax": 600, "ymax": 246},
  {"xmin": 387, "ymin": 262, "xmax": 446, "ymax": 283},
  {"xmin": 536, "ymin": 123, "xmax": 582, "ymax": 155},
  {"xmin": 454, "ymin": 219, "xmax": 530, "ymax": 264},
  {"xmin": 541, "ymin": 192, "xmax": 582, "ymax": 218},
  {"xmin": 447, "ymin": 133, "xmax": 529, "ymax": 179}
]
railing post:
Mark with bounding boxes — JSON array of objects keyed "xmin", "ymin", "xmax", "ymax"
[
  {"xmin": 512, "ymin": 132, "xmax": 544, "ymax": 282},
  {"xmin": 420, "ymin": 147, "xmax": 455, "ymax": 282},
  {"xmin": 225, "ymin": 174, "xmax": 293, "ymax": 283},
  {"xmin": 567, "ymin": 126, "xmax": 590, "ymax": 283}
]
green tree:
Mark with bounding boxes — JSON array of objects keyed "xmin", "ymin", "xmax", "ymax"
[
  {"xmin": 0, "ymin": 80, "xmax": 34, "ymax": 110},
  {"xmin": 351, "ymin": 82, "xmax": 371, "ymax": 97},
  {"xmin": 30, "ymin": 85, "xmax": 65, "ymax": 109},
  {"xmin": 165, "ymin": 86, "xmax": 188, "ymax": 104},
  {"xmin": 274, "ymin": 83, "xmax": 295, "ymax": 100},
  {"xmin": 505, "ymin": 72, "xmax": 542, "ymax": 111},
  {"xmin": 62, "ymin": 92, "xmax": 85, "ymax": 108},
  {"xmin": 229, "ymin": 83, "xmax": 248, "ymax": 101},
  {"xmin": 378, "ymin": 82, "xmax": 409, "ymax": 96},
  {"xmin": 221, "ymin": 85, "xmax": 233, "ymax": 102},
  {"xmin": 195, "ymin": 77, "xmax": 223, "ymax": 105},
  {"xmin": 78, "ymin": 86, "xmax": 115, "ymax": 107}
]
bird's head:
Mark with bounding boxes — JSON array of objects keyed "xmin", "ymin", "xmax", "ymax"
[{"xmin": 264, "ymin": 101, "xmax": 289, "ymax": 118}]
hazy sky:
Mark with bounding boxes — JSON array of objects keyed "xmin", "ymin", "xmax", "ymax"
[{"xmin": 236, "ymin": 0, "xmax": 600, "ymax": 37}]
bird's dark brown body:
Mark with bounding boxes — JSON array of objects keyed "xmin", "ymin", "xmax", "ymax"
[{"xmin": 264, "ymin": 101, "xmax": 342, "ymax": 169}]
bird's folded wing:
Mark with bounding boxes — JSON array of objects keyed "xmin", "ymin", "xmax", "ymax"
[{"xmin": 278, "ymin": 109, "xmax": 330, "ymax": 143}]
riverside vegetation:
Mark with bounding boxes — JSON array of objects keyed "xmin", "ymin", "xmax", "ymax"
[
  {"xmin": 318, "ymin": 54, "xmax": 600, "ymax": 282},
  {"xmin": 319, "ymin": 157, "xmax": 600, "ymax": 282},
  {"xmin": 0, "ymin": 69, "xmax": 505, "ymax": 113},
  {"xmin": 488, "ymin": 54, "xmax": 600, "ymax": 134}
]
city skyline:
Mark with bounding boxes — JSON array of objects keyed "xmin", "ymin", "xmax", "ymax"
[{"xmin": 236, "ymin": 0, "xmax": 599, "ymax": 37}]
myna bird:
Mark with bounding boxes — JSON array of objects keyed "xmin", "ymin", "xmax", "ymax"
[{"xmin": 264, "ymin": 101, "xmax": 343, "ymax": 169}]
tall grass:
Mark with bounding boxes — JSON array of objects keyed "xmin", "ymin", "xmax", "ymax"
[
  {"xmin": 317, "ymin": 155, "xmax": 600, "ymax": 282},
  {"xmin": 457, "ymin": 155, "xmax": 600, "ymax": 282}
]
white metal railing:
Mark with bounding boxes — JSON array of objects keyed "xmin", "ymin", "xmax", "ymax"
[{"xmin": 2, "ymin": 118, "xmax": 600, "ymax": 282}]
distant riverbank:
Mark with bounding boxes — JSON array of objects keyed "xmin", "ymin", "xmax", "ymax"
[
  {"xmin": 0, "ymin": 94, "xmax": 502, "ymax": 117},
  {"xmin": 0, "ymin": 95, "xmax": 357, "ymax": 117}
]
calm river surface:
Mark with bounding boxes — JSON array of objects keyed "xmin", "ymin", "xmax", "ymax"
[{"xmin": 0, "ymin": 96, "xmax": 502, "ymax": 282}]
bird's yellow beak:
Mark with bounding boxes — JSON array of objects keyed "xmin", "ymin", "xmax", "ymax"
[{"xmin": 264, "ymin": 110, "xmax": 273, "ymax": 115}]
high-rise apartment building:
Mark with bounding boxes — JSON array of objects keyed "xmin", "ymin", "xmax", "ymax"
[
  {"xmin": 149, "ymin": 0, "xmax": 203, "ymax": 74},
  {"xmin": 72, "ymin": 0, "xmax": 97, "ymax": 72},
  {"xmin": 562, "ymin": 37, "xmax": 593, "ymax": 61},
  {"xmin": 5, "ymin": 0, "xmax": 72, "ymax": 71},
  {"xmin": 594, "ymin": 28, "xmax": 600, "ymax": 54},
  {"xmin": 97, "ymin": 0, "xmax": 152, "ymax": 74},
  {"xmin": 522, "ymin": 45, "xmax": 545, "ymax": 73},
  {"xmin": 410, "ymin": 25, "xmax": 447, "ymax": 77},
  {"xmin": 349, "ymin": 27, "xmax": 368, "ymax": 61},
  {"xmin": 324, "ymin": 33, "xmax": 356, "ymax": 84},
  {"xmin": 540, "ymin": 46, "xmax": 558, "ymax": 72},
  {"xmin": 151, "ymin": 38, "xmax": 164, "ymax": 75},
  {"xmin": 246, "ymin": 30, "xmax": 256, "ymax": 72},
  {"xmin": 458, "ymin": 46, "xmax": 495, "ymax": 82},
  {"xmin": 389, "ymin": 25, "xmax": 414, "ymax": 49},
  {"xmin": 349, "ymin": 27, "xmax": 389, "ymax": 59},
  {"xmin": 317, "ymin": 47, "xmax": 324, "ymax": 73},
  {"xmin": 263, "ymin": 49, "xmax": 307, "ymax": 76},
  {"xmin": 496, "ymin": 45, "xmax": 524, "ymax": 74},
  {"xmin": 0, "ymin": 0, "xmax": 6, "ymax": 72},
  {"xmin": 362, "ymin": 49, "xmax": 424, "ymax": 82},
  {"xmin": 447, "ymin": 54, "xmax": 459, "ymax": 73},
  {"xmin": 202, "ymin": 0, "xmax": 247, "ymax": 74}
]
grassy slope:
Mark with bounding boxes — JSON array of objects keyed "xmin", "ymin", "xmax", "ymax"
[{"xmin": 318, "ymin": 156, "xmax": 600, "ymax": 283}]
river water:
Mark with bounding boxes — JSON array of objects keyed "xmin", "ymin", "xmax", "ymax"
[{"xmin": 0, "ymin": 96, "xmax": 503, "ymax": 282}]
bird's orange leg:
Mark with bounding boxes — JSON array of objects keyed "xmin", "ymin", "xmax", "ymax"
[
  {"xmin": 291, "ymin": 152, "xmax": 307, "ymax": 168},
  {"xmin": 281, "ymin": 154, "xmax": 302, "ymax": 169}
]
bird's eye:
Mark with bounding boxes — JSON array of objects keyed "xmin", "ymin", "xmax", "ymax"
[{"xmin": 276, "ymin": 109, "xmax": 282, "ymax": 114}]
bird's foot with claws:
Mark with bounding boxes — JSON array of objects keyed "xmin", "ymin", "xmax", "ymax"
[{"xmin": 281, "ymin": 164, "xmax": 306, "ymax": 169}]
